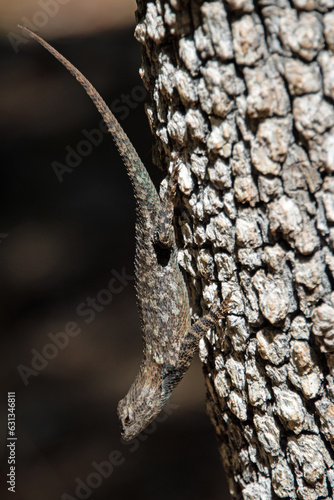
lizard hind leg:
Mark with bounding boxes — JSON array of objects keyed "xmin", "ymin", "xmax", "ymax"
[
  {"xmin": 153, "ymin": 159, "xmax": 179, "ymax": 249},
  {"xmin": 154, "ymin": 201, "xmax": 175, "ymax": 248},
  {"xmin": 152, "ymin": 189, "xmax": 176, "ymax": 266}
]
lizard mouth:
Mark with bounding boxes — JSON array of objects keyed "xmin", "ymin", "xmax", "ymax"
[
  {"xmin": 119, "ymin": 421, "xmax": 139, "ymax": 441},
  {"xmin": 117, "ymin": 401, "xmax": 138, "ymax": 440}
]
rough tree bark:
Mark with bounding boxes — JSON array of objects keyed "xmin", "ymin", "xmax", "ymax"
[{"xmin": 134, "ymin": 0, "xmax": 334, "ymax": 498}]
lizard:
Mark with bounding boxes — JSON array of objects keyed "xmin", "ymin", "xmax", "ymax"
[{"xmin": 18, "ymin": 25, "xmax": 231, "ymax": 441}]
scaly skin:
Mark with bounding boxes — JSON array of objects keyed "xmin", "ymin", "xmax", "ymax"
[{"xmin": 19, "ymin": 26, "xmax": 230, "ymax": 440}]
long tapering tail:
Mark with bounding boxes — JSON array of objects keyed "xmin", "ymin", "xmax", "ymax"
[{"xmin": 18, "ymin": 25, "xmax": 160, "ymax": 211}]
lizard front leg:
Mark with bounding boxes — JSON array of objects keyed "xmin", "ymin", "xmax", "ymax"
[
  {"xmin": 177, "ymin": 296, "xmax": 232, "ymax": 371},
  {"xmin": 118, "ymin": 296, "xmax": 232, "ymax": 440}
]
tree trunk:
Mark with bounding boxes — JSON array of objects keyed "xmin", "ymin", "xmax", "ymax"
[{"xmin": 134, "ymin": 1, "xmax": 334, "ymax": 498}]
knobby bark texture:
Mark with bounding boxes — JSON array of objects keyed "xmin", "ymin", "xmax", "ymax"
[{"xmin": 134, "ymin": 0, "xmax": 334, "ymax": 498}]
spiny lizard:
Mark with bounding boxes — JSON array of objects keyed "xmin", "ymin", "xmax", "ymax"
[{"xmin": 19, "ymin": 25, "xmax": 230, "ymax": 440}]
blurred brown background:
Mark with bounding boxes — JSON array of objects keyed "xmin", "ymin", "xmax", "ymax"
[{"xmin": 0, "ymin": 1, "xmax": 229, "ymax": 499}]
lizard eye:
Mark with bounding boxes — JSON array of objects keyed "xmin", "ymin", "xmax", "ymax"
[{"xmin": 123, "ymin": 408, "xmax": 134, "ymax": 426}]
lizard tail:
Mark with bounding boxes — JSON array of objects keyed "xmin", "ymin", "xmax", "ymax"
[{"xmin": 18, "ymin": 25, "xmax": 160, "ymax": 209}]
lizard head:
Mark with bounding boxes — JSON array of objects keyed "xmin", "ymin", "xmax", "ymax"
[{"xmin": 117, "ymin": 363, "xmax": 182, "ymax": 440}]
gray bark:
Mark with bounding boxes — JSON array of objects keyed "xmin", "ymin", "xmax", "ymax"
[{"xmin": 134, "ymin": 0, "xmax": 334, "ymax": 498}]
